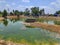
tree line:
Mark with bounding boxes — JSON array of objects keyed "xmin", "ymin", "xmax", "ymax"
[
  {"xmin": 0, "ymin": 7, "xmax": 60, "ymax": 18},
  {"xmin": 0, "ymin": 7, "xmax": 45, "ymax": 17}
]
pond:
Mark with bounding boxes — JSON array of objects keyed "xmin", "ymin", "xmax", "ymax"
[
  {"xmin": 37, "ymin": 18, "xmax": 60, "ymax": 25},
  {"xmin": 0, "ymin": 19, "xmax": 60, "ymax": 45}
]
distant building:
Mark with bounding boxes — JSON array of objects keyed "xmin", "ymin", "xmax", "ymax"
[
  {"xmin": 41, "ymin": 9, "xmax": 45, "ymax": 16},
  {"xmin": 39, "ymin": 9, "xmax": 45, "ymax": 16}
]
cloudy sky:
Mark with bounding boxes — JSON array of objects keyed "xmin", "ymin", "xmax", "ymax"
[{"xmin": 0, "ymin": 0, "xmax": 60, "ymax": 14}]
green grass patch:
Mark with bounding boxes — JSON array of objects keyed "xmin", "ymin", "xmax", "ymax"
[
  {"xmin": 54, "ymin": 21, "xmax": 60, "ymax": 25},
  {"xmin": 0, "ymin": 14, "xmax": 2, "ymax": 17},
  {"xmin": 26, "ymin": 26, "xmax": 35, "ymax": 28}
]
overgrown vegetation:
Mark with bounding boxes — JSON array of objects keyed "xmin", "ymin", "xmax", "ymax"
[{"xmin": 54, "ymin": 21, "xmax": 60, "ymax": 25}]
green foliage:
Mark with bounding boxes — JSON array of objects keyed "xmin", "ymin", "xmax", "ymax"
[
  {"xmin": 24, "ymin": 8, "xmax": 30, "ymax": 16},
  {"xmin": 14, "ymin": 10, "xmax": 20, "ymax": 15},
  {"xmin": 26, "ymin": 26, "xmax": 35, "ymax": 28},
  {"xmin": 19, "ymin": 11, "xmax": 23, "ymax": 15},
  {"xmin": 10, "ymin": 12, "xmax": 13, "ymax": 15},
  {"xmin": 55, "ymin": 10, "xmax": 60, "ymax": 14},
  {"xmin": 49, "ymin": 14, "xmax": 54, "ymax": 16},
  {"xmin": 0, "ymin": 7, "xmax": 45, "ymax": 16},
  {"xmin": 54, "ymin": 21, "xmax": 60, "ymax": 25},
  {"xmin": 37, "ymin": 18, "xmax": 45, "ymax": 22},
  {"xmin": 0, "ymin": 11, "xmax": 1, "ymax": 13},
  {"xmin": 0, "ymin": 14, "xmax": 2, "ymax": 16},
  {"xmin": 2, "ymin": 10, "xmax": 8, "ymax": 17},
  {"xmin": 39, "ymin": 9, "xmax": 45, "ymax": 15},
  {"xmin": 0, "ymin": 11, "xmax": 2, "ymax": 16},
  {"xmin": 31, "ymin": 7, "xmax": 39, "ymax": 16}
]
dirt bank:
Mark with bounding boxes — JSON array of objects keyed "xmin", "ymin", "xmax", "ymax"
[
  {"xmin": 0, "ymin": 17, "xmax": 4, "ymax": 21},
  {"xmin": 26, "ymin": 22, "xmax": 60, "ymax": 33}
]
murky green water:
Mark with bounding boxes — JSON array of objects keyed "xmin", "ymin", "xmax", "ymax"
[{"xmin": 0, "ymin": 19, "xmax": 60, "ymax": 44}]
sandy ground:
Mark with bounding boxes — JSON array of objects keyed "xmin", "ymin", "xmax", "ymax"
[
  {"xmin": 0, "ymin": 17, "xmax": 4, "ymax": 21},
  {"xmin": 0, "ymin": 16, "xmax": 60, "ymax": 20}
]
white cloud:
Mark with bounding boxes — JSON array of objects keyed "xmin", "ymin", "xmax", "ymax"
[
  {"xmin": 16, "ymin": 5, "xmax": 55, "ymax": 14},
  {"xmin": 51, "ymin": 2, "xmax": 56, "ymax": 5},
  {"xmin": 50, "ymin": 0, "xmax": 60, "ymax": 8},
  {"xmin": 22, "ymin": 0, "xmax": 30, "ymax": 2},
  {"xmin": 16, "ymin": 5, "xmax": 34, "ymax": 11},
  {"xmin": 17, "ymin": 5, "xmax": 33, "ymax": 9},
  {"xmin": 12, "ymin": 3, "xmax": 16, "ymax": 5},
  {"xmin": 39, "ymin": 6, "xmax": 56, "ymax": 14},
  {"xmin": 0, "ymin": 0, "xmax": 6, "ymax": 3},
  {"xmin": 6, "ymin": 4, "xmax": 10, "ymax": 7},
  {"xmin": 57, "ymin": 0, "xmax": 60, "ymax": 3}
]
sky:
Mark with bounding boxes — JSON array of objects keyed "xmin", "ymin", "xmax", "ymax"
[{"xmin": 0, "ymin": 0, "xmax": 60, "ymax": 14}]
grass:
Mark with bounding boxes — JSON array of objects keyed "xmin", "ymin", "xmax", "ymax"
[
  {"xmin": 37, "ymin": 18, "xmax": 45, "ymax": 22},
  {"xmin": 30, "ymin": 22, "xmax": 60, "ymax": 33},
  {"xmin": 0, "ymin": 39, "xmax": 59, "ymax": 45},
  {"xmin": 0, "ymin": 14, "xmax": 2, "ymax": 17},
  {"xmin": 54, "ymin": 21, "xmax": 60, "ymax": 25},
  {"xmin": 25, "ymin": 26, "xmax": 35, "ymax": 28},
  {"xmin": 37, "ymin": 18, "xmax": 60, "ymax": 25}
]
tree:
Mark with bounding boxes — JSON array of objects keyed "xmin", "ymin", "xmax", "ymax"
[
  {"xmin": 24, "ymin": 8, "xmax": 30, "ymax": 16},
  {"xmin": 0, "ymin": 11, "xmax": 2, "ymax": 14},
  {"xmin": 0, "ymin": 11, "xmax": 2, "ymax": 17},
  {"xmin": 2, "ymin": 10, "xmax": 8, "ymax": 18},
  {"xmin": 54, "ymin": 10, "xmax": 60, "ymax": 16},
  {"xmin": 39, "ymin": 9, "xmax": 45, "ymax": 16},
  {"xmin": 10, "ymin": 12, "xmax": 13, "ymax": 15},
  {"xmin": 31, "ymin": 7, "xmax": 39, "ymax": 17},
  {"xmin": 13, "ymin": 10, "xmax": 15, "ymax": 15},
  {"xmin": 55, "ymin": 11, "xmax": 60, "ymax": 14},
  {"xmin": 20, "ymin": 11, "xmax": 23, "ymax": 15},
  {"xmin": 14, "ymin": 10, "xmax": 20, "ymax": 15}
]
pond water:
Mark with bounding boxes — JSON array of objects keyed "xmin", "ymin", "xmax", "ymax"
[
  {"xmin": 38, "ymin": 19, "xmax": 60, "ymax": 25},
  {"xmin": 0, "ymin": 19, "xmax": 60, "ymax": 45}
]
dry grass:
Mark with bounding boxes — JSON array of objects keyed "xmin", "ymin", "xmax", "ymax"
[
  {"xmin": 0, "ymin": 17, "xmax": 4, "ymax": 21},
  {"xmin": 7, "ymin": 16, "xmax": 18, "ymax": 19},
  {"xmin": 30, "ymin": 22, "xmax": 60, "ymax": 33},
  {"xmin": 39, "ymin": 16, "xmax": 60, "ymax": 21},
  {"xmin": 0, "ymin": 40, "xmax": 60, "ymax": 45}
]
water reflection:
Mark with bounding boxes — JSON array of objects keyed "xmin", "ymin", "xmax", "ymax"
[
  {"xmin": 10, "ymin": 18, "xmax": 20, "ymax": 23},
  {"xmin": 38, "ymin": 19, "xmax": 60, "ymax": 25},
  {"xmin": 1, "ymin": 18, "xmax": 21, "ymax": 26},
  {"xmin": 3, "ymin": 19, "xmax": 8, "ymax": 26}
]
